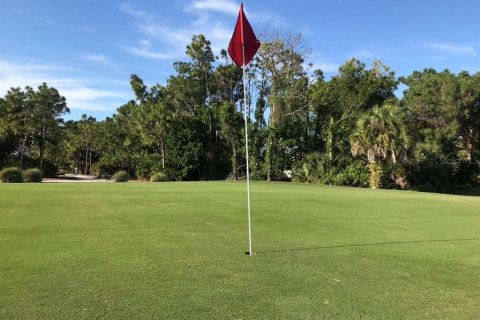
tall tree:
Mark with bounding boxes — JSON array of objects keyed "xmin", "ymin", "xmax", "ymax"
[
  {"xmin": 129, "ymin": 75, "xmax": 173, "ymax": 172},
  {"xmin": 311, "ymin": 59, "xmax": 397, "ymax": 170},
  {"xmin": 0, "ymin": 97, "xmax": 18, "ymax": 167},
  {"xmin": 350, "ymin": 104, "xmax": 409, "ymax": 188},
  {"xmin": 401, "ymin": 69, "xmax": 480, "ymax": 187},
  {"xmin": 77, "ymin": 115, "xmax": 98, "ymax": 175},
  {"xmin": 1, "ymin": 87, "xmax": 34, "ymax": 167},
  {"xmin": 213, "ymin": 52, "xmax": 244, "ymax": 179},
  {"xmin": 30, "ymin": 83, "xmax": 69, "ymax": 167},
  {"xmin": 218, "ymin": 101, "xmax": 243, "ymax": 179},
  {"xmin": 255, "ymin": 27, "xmax": 311, "ymax": 180},
  {"xmin": 0, "ymin": 84, "xmax": 68, "ymax": 169},
  {"xmin": 456, "ymin": 71, "xmax": 480, "ymax": 163},
  {"xmin": 186, "ymin": 35, "xmax": 215, "ymax": 109}
]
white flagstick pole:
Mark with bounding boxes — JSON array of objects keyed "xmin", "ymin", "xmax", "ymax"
[{"xmin": 242, "ymin": 43, "xmax": 253, "ymax": 256}]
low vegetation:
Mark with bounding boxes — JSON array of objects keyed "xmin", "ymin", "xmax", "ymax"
[
  {"xmin": 0, "ymin": 167, "xmax": 23, "ymax": 183},
  {"xmin": 22, "ymin": 168, "xmax": 43, "ymax": 182},
  {"xmin": 150, "ymin": 172, "xmax": 169, "ymax": 182},
  {"xmin": 111, "ymin": 170, "xmax": 129, "ymax": 182}
]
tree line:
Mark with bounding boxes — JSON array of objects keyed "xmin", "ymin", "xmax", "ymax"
[{"xmin": 1, "ymin": 30, "xmax": 479, "ymax": 192}]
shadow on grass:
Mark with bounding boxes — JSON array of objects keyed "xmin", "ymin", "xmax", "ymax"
[
  {"xmin": 257, "ymin": 238, "xmax": 480, "ymax": 254},
  {"xmin": 413, "ymin": 185, "xmax": 480, "ymax": 197},
  {"xmin": 444, "ymin": 186, "xmax": 480, "ymax": 196},
  {"xmin": 58, "ymin": 174, "xmax": 98, "ymax": 180}
]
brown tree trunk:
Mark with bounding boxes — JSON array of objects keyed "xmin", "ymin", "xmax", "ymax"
[
  {"xmin": 266, "ymin": 134, "xmax": 273, "ymax": 181},
  {"xmin": 467, "ymin": 128, "xmax": 474, "ymax": 162},
  {"xmin": 160, "ymin": 138, "xmax": 165, "ymax": 169},
  {"xmin": 84, "ymin": 145, "xmax": 89, "ymax": 175},
  {"xmin": 266, "ymin": 87, "xmax": 278, "ymax": 181},
  {"xmin": 327, "ymin": 116, "xmax": 334, "ymax": 168},
  {"xmin": 39, "ymin": 144, "xmax": 44, "ymax": 168},
  {"xmin": 19, "ymin": 132, "xmax": 28, "ymax": 168},
  {"xmin": 89, "ymin": 149, "xmax": 92, "ymax": 175},
  {"xmin": 368, "ymin": 162, "xmax": 382, "ymax": 189},
  {"xmin": 39, "ymin": 125, "xmax": 47, "ymax": 168},
  {"xmin": 232, "ymin": 147, "xmax": 238, "ymax": 180}
]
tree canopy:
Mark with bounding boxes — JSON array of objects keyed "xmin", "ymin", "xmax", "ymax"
[{"xmin": 1, "ymin": 32, "xmax": 479, "ymax": 192}]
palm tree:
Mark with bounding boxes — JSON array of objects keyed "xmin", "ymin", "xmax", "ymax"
[
  {"xmin": 293, "ymin": 152, "xmax": 328, "ymax": 183},
  {"xmin": 350, "ymin": 104, "xmax": 409, "ymax": 188}
]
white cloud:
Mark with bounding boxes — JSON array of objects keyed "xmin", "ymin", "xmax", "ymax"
[
  {"xmin": 185, "ymin": 0, "xmax": 283, "ymax": 26},
  {"xmin": 310, "ymin": 61, "xmax": 339, "ymax": 73},
  {"xmin": 0, "ymin": 59, "xmax": 129, "ymax": 112},
  {"xmin": 211, "ymin": 26, "xmax": 232, "ymax": 42},
  {"xmin": 124, "ymin": 38, "xmax": 180, "ymax": 60},
  {"xmin": 128, "ymin": 47, "xmax": 177, "ymax": 60},
  {"xmin": 249, "ymin": 11, "xmax": 285, "ymax": 27},
  {"xmin": 426, "ymin": 42, "xmax": 477, "ymax": 56},
  {"xmin": 118, "ymin": 3, "xmax": 153, "ymax": 21},
  {"xmin": 82, "ymin": 53, "xmax": 110, "ymax": 64},
  {"xmin": 120, "ymin": 4, "xmax": 191, "ymax": 59},
  {"xmin": 187, "ymin": 0, "xmax": 238, "ymax": 16},
  {"xmin": 138, "ymin": 24, "xmax": 192, "ymax": 47},
  {"xmin": 120, "ymin": 1, "xmax": 274, "ymax": 60}
]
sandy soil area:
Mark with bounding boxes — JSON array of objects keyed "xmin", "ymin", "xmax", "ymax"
[{"xmin": 43, "ymin": 174, "xmax": 111, "ymax": 183}]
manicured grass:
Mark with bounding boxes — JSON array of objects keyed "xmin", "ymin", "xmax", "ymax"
[{"xmin": 1, "ymin": 182, "xmax": 479, "ymax": 319}]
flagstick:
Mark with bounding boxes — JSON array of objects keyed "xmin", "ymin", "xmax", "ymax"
[{"xmin": 242, "ymin": 44, "xmax": 253, "ymax": 256}]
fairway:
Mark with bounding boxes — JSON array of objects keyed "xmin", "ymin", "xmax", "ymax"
[{"xmin": 1, "ymin": 182, "xmax": 479, "ymax": 319}]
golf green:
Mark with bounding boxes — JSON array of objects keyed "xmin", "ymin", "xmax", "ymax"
[{"xmin": 1, "ymin": 182, "xmax": 479, "ymax": 319}]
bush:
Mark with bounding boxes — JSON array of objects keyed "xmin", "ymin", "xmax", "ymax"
[
  {"xmin": 23, "ymin": 168, "xmax": 43, "ymax": 182},
  {"xmin": 150, "ymin": 172, "xmax": 169, "ymax": 182},
  {"xmin": 134, "ymin": 153, "xmax": 163, "ymax": 181},
  {"xmin": 0, "ymin": 167, "xmax": 24, "ymax": 183},
  {"xmin": 97, "ymin": 171, "xmax": 110, "ymax": 179},
  {"xmin": 40, "ymin": 160, "xmax": 58, "ymax": 178},
  {"xmin": 112, "ymin": 170, "xmax": 129, "ymax": 182},
  {"xmin": 292, "ymin": 152, "xmax": 329, "ymax": 184},
  {"xmin": 330, "ymin": 161, "xmax": 370, "ymax": 188}
]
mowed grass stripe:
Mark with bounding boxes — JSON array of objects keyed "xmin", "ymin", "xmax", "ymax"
[{"xmin": 1, "ymin": 182, "xmax": 479, "ymax": 319}]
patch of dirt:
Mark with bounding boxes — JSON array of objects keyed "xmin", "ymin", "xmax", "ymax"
[{"xmin": 43, "ymin": 174, "xmax": 111, "ymax": 183}]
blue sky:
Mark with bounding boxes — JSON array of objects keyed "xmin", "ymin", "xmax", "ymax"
[{"xmin": 1, "ymin": 0, "xmax": 479, "ymax": 120}]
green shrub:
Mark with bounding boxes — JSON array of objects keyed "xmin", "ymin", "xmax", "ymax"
[
  {"xmin": 0, "ymin": 167, "xmax": 24, "ymax": 183},
  {"xmin": 112, "ymin": 170, "xmax": 129, "ymax": 182},
  {"xmin": 292, "ymin": 152, "xmax": 328, "ymax": 184},
  {"xmin": 150, "ymin": 172, "xmax": 169, "ymax": 182},
  {"xmin": 97, "ymin": 171, "xmax": 110, "ymax": 179},
  {"xmin": 331, "ymin": 161, "xmax": 370, "ymax": 188},
  {"xmin": 134, "ymin": 153, "xmax": 163, "ymax": 181},
  {"xmin": 40, "ymin": 160, "xmax": 58, "ymax": 178},
  {"xmin": 23, "ymin": 168, "xmax": 43, "ymax": 182}
]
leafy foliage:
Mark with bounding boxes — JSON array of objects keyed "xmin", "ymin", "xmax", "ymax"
[
  {"xmin": 330, "ymin": 161, "xmax": 370, "ymax": 187},
  {"xmin": 350, "ymin": 104, "xmax": 409, "ymax": 188},
  {"xmin": 0, "ymin": 167, "xmax": 24, "ymax": 183},
  {"xmin": 0, "ymin": 83, "xmax": 68, "ymax": 171},
  {"xmin": 150, "ymin": 172, "xmax": 169, "ymax": 182},
  {"xmin": 23, "ymin": 168, "xmax": 43, "ymax": 182},
  {"xmin": 1, "ymin": 31, "xmax": 479, "ymax": 193},
  {"xmin": 293, "ymin": 152, "xmax": 328, "ymax": 184},
  {"xmin": 112, "ymin": 170, "xmax": 129, "ymax": 183}
]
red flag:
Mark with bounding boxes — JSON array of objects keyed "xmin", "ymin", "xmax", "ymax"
[{"xmin": 228, "ymin": 3, "xmax": 260, "ymax": 66}]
